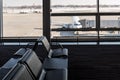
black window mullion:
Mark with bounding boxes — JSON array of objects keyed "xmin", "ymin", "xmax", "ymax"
[
  {"xmin": 0, "ymin": 0, "xmax": 3, "ymax": 39},
  {"xmin": 43, "ymin": 0, "xmax": 51, "ymax": 42},
  {"xmin": 96, "ymin": 0, "xmax": 100, "ymax": 45}
]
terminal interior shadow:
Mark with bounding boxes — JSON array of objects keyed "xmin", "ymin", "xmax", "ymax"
[{"xmin": 1, "ymin": 45, "xmax": 120, "ymax": 80}]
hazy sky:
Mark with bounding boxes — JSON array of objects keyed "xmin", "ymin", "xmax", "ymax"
[
  {"xmin": 3, "ymin": 0, "xmax": 42, "ymax": 6},
  {"xmin": 3, "ymin": 0, "xmax": 120, "ymax": 6}
]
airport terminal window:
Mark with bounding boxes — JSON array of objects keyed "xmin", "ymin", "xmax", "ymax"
[
  {"xmin": 1, "ymin": 0, "xmax": 120, "ymax": 43},
  {"xmin": 51, "ymin": 0, "xmax": 120, "ymax": 42},
  {"xmin": 51, "ymin": 0, "xmax": 98, "ymax": 41},
  {"xmin": 51, "ymin": 16, "xmax": 97, "ymax": 39},
  {"xmin": 51, "ymin": 0, "xmax": 97, "ymax": 13},
  {"xmin": 99, "ymin": 0, "xmax": 120, "ymax": 13},
  {"xmin": 3, "ymin": 0, "xmax": 43, "ymax": 37}
]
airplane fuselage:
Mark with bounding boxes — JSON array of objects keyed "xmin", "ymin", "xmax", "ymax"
[{"xmin": 62, "ymin": 24, "xmax": 82, "ymax": 29}]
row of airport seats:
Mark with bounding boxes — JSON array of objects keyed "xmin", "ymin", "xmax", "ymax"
[
  {"xmin": 0, "ymin": 36, "xmax": 68, "ymax": 80},
  {"xmin": 33, "ymin": 36, "xmax": 68, "ymax": 58}
]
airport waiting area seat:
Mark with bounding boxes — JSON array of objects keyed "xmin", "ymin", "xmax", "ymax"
[
  {"xmin": 2, "ymin": 63, "xmax": 34, "ymax": 80},
  {"xmin": 18, "ymin": 49, "xmax": 67, "ymax": 80},
  {"xmin": 0, "ymin": 49, "xmax": 68, "ymax": 80},
  {"xmin": 15, "ymin": 36, "xmax": 68, "ymax": 58},
  {"xmin": 0, "ymin": 36, "xmax": 68, "ymax": 80},
  {"xmin": 38, "ymin": 36, "xmax": 68, "ymax": 58}
]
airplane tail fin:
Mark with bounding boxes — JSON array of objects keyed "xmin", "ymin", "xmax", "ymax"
[{"xmin": 72, "ymin": 16, "xmax": 81, "ymax": 25}]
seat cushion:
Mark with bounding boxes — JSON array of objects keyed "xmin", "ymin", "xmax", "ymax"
[
  {"xmin": 43, "ymin": 58, "xmax": 68, "ymax": 69},
  {"xmin": 52, "ymin": 48, "xmax": 68, "ymax": 58},
  {"xmin": 45, "ymin": 69, "xmax": 67, "ymax": 80}
]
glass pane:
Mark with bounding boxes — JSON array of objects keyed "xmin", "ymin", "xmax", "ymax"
[
  {"xmin": 100, "ymin": 16, "xmax": 120, "ymax": 28},
  {"xmin": 3, "ymin": 0, "xmax": 42, "ymax": 37},
  {"xmin": 51, "ymin": 16, "xmax": 97, "ymax": 40},
  {"xmin": 100, "ymin": 16, "xmax": 120, "ymax": 36},
  {"xmin": 100, "ymin": 31, "xmax": 120, "ymax": 36},
  {"xmin": 51, "ymin": 0, "xmax": 97, "ymax": 13},
  {"xmin": 99, "ymin": 0, "xmax": 120, "ymax": 12}
]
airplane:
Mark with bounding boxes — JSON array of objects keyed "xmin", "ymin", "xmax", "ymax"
[
  {"xmin": 62, "ymin": 16, "xmax": 82, "ymax": 29},
  {"xmin": 52, "ymin": 16, "xmax": 83, "ymax": 36}
]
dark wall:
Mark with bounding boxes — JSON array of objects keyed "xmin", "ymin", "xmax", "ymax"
[
  {"xmin": 1, "ymin": 45, "xmax": 120, "ymax": 80},
  {"xmin": 65, "ymin": 45, "xmax": 120, "ymax": 80}
]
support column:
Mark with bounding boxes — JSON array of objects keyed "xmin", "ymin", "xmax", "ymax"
[
  {"xmin": 96, "ymin": 0, "xmax": 100, "ymax": 45},
  {"xmin": 43, "ymin": 0, "xmax": 51, "ymax": 42}
]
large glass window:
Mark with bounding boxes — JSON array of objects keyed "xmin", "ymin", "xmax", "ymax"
[
  {"xmin": 1, "ymin": 0, "xmax": 120, "ymax": 43},
  {"xmin": 3, "ymin": 0, "xmax": 42, "ymax": 37},
  {"xmin": 51, "ymin": 0, "xmax": 97, "ymax": 41}
]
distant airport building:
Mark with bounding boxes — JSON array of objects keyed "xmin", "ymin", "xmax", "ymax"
[{"xmin": 80, "ymin": 20, "xmax": 120, "ymax": 28}]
